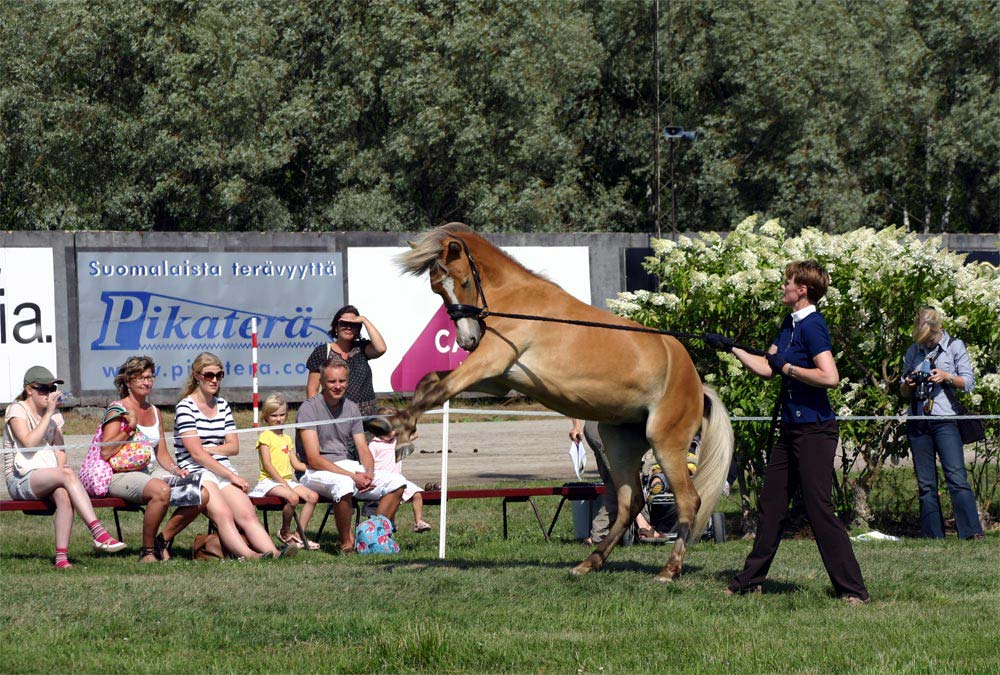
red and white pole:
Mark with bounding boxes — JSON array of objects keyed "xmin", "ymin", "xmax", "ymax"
[{"xmin": 251, "ymin": 317, "xmax": 259, "ymax": 428}]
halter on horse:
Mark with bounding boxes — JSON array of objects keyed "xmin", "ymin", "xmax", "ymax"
[{"xmin": 394, "ymin": 223, "xmax": 734, "ymax": 582}]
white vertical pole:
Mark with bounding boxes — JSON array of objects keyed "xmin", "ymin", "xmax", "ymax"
[
  {"xmin": 437, "ymin": 399, "xmax": 450, "ymax": 559},
  {"xmin": 251, "ymin": 317, "xmax": 259, "ymax": 428}
]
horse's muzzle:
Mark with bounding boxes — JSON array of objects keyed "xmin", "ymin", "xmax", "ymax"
[{"xmin": 395, "ymin": 442, "xmax": 416, "ymax": 462}]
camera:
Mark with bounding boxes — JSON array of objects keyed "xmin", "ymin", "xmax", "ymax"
[{"xmin": 910, "ymin": 370, "xmax": 933, "ymax": 401}]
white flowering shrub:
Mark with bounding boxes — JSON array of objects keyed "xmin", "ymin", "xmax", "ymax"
[{"xmin": 610, "ymin": 216, "xmax": 999, "ymax": 526}]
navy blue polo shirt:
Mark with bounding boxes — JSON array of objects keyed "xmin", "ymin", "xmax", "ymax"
[{"xmin": 772, "ymin": 311, "xmax": 835, "ymax": 423}]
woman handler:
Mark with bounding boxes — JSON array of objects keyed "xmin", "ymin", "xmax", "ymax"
[{"xmin": 714, "ymin": 260, "xmax": 869, "ymax": 605}]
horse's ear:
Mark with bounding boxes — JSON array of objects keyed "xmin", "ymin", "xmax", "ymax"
[
  {"xmin": 445, "ymin": 240, "xmax": 463, "ymax": 261},
  {"xmin": 406, "ymin": 240, "xmax": 416, "ymax": 249}
]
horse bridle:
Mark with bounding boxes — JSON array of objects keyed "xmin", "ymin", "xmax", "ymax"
[
  {"xmin": 443, "ymin": 236, "xmax": 490, "ymax": 323},
  {"xmin": 440, "ymin": 234, "xmax": 766, "ymax": 356}
]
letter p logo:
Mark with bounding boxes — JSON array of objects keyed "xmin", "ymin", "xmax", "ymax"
[{"xmin": 91, "ymin": 292, "xmax": 149, "ymax": 350}]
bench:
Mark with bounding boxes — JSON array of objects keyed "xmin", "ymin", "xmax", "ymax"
[
  {"xmin": 312, "ymin": 483, "xmax": 607, "ymax": 542},
  {"xmin": 2, "ymin": 483, "xmax": 607, "ymax": 545},
  {"xmin": 0, "ymin": 497, "xmax": 141, "ymax": 541}
]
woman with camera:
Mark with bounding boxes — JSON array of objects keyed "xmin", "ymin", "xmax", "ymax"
[{"xmin": 900, "ymin": 306, "xmax": 984, "ymax": 540}]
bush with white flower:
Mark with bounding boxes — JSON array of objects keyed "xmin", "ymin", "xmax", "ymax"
[{"xmin": 610, "ymin": 216, "xmax": 999, "ymax": 527}]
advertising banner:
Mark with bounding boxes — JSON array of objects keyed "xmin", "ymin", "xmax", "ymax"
[
  {"xmin": 1, "ymin": 248, "xmax": 59, "ymax": 403},
  {"xmin": 347, "ymin": 246, "xmax": 591, "ymax": 393},
  {"xmin": 77, "ymin": 252, "xmax": 343, "ymax": 390}
]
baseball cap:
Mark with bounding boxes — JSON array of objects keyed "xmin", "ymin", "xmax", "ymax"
[{"xmin": 23, "ymin": 365, "xmax": 64, "ymax": 387}]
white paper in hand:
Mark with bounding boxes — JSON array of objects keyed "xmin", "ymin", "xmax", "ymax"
[{"xmin": 568, "ymin": 442, "xmax": 586, "ymax": 480}]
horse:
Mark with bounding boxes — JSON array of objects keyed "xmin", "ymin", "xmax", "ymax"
[{"xmin": 392, "ymin": 222, "xmax": 733, "ymax": 582}]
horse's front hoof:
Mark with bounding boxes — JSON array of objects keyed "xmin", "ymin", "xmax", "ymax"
[
  {"xmin": 394, "ymin": 442, "xmax": 415, "ymax": 462},
  {"xmin": 571, "ymin": 553, "xmax": 604, "ymax": 576},
  {"xmin": 655, "ymin": 562, "xmax": 682, "ymax": 583}
]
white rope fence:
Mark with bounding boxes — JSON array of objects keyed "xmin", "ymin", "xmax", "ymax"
[{"xmin": 2, "ymin": 407, "xmax": 998, "ymax": 455}]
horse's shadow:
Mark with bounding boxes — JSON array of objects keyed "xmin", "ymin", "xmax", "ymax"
[{"xmin": 376, "ymin": 555, "xmax": 705, "ymax": 578}]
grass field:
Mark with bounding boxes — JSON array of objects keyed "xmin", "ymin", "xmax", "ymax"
[{"xmin": 1, "ymin": 489, "xmax": 997, "ymax": 675}]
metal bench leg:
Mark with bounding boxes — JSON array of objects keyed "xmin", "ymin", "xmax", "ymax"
[
  {"xmin": 261, "ymin": 510, "xmax": 270, "ymax": 533},
  {"xmin": 546, "ymin": 497, "xmax": 568, "ymax": 539},
  {"xmin": 527, "ymin": 497, "xmax": 549, "ymax": 542},
  {"xmin": 112, "ymin": 508, "xmax": 124, "ymax": 542},
  {"xmin": 315, "ymin": 502, "xmax": 335, "ymax": 540},
  {"xmin": 502, "ymin": 499, "xmax": 509, "ymax": 539}
]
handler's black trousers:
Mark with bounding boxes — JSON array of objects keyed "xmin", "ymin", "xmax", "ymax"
[{"xmin": 730, "ymin": 420, "xmax": 869, "ymax": 600}]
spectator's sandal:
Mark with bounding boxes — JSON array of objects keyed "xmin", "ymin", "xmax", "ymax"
[
  {"xmin": 277, "ymin": 531, "xmax": 305, "ymax": 549},
  {"xmin": 154, "ymin": 533, "xmax": 174, "ymax": 561},
  {"xmin": 138, "ymin": 547, "xmax": 159, "ymax": 563},
  {"xmin": 413, "ymin": 520, "xmax": 432, "ymax": 533},
  {"xmin": 276, "ymin": 544, "xmax": 299, "ymax": 559}
]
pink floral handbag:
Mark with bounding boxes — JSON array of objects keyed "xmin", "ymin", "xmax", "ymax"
[
  {"xmin": 79, "ymin": 408, "xmax": 120, "ymax": 496},
  {"xmin": 108, "ymin": 429, "xmax": 153, "ymax": 473}
]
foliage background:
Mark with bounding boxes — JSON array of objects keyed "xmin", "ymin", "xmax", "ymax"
[
  {"xmin": 608, "ymin": 216, "xmax": 1000, "ymax": 527},
  {"xmin": 1, "ymin": 0, "xmax": 996, "ymax": 233}
]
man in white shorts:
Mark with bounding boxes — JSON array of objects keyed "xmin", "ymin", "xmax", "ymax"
[{"xmin": 297, "ymin": 357, "xmax": 406, "ymax": 553}]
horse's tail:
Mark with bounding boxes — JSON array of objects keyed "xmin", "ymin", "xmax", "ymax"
[{"xmin": 690, "ymin": 384, "xmax": 734, "ymax": 540}]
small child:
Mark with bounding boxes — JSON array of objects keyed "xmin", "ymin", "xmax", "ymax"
[
  {"xmin": 368, "ymin": 406, "xmax": 431, "ymax": 533},
  {"xmin": 248, "ymin": 394, "xmax": 320, "ymax": 549}
]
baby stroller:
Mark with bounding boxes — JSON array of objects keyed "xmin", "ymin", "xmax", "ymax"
[{"xmin": 640, "ymin": 436, "xmax": 726, "ymax": 544}]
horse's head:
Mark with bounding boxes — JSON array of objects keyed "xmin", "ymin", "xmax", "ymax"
[
  {"xmin": 428, "ymin": 237, "xmax": 484, "ymax": 351},
  {"xmin": 397, "ymin": 223, "xmax": 488, "ymax": 351}
]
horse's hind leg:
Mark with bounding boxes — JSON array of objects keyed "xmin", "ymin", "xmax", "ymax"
[
  {"xmin": 647, "ymin": 407, "xmax": 702, "ymax": 583},
  {"xmin": 571, "ymin": 423, "xmax": 646, "ymax": 576}
]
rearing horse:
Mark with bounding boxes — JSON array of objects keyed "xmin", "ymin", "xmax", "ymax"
[{"xmin": 393, "ymin": 223, "xmax": 733, "ymax": 582}]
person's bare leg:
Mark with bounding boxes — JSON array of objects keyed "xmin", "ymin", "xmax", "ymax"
[
  {"xmin": 376, "ymin": 487, "xmax": 405, "ymax": 520},
  {"xmin": 334, "ymin": 498, "xmax": 356, "ymax": 551}
]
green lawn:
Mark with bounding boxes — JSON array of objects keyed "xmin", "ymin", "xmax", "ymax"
[{"xmin": 1, "ymin": 490, "xmax": 997, "ymax": 674}]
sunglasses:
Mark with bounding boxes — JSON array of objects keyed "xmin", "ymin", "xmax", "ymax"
[
  {"xmin": 199, "ymin": 370, "xmax": 225, "ymax": 381},
  {"xmin": 31, "ymin": 384, "xmax": 58, "ymax": 394},
  {"xmin": 338, "ymin": 321, "xmax": 362, "ymax": 330}
]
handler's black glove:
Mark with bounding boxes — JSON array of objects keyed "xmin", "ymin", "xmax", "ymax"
[
  {"xmin": 704, "ymin": 333, "xmax": 735, "ymax": 353},
  {"xmin": 765, "ymin": 352, "xmax": 788, "ymax": 376}
]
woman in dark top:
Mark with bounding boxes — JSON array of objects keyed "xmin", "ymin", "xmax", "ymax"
[
  {"xmin": 720, "ymin": 260, "xmax": 869, "ymax": 605},
  {"xmin": 305, "ymin": 305, "xmax": 387, "ymax": 416}
]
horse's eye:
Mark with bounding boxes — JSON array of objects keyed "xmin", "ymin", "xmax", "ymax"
[{"xmin": 461, "ymin": 278, "xmax": 471, "ymax": 289}]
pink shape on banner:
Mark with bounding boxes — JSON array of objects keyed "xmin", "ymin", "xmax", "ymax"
[{"xmin": 390, "ymin": 304, "xmax": 470, "ymax": 392}]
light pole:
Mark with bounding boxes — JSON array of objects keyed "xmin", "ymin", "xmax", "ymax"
[{"xmin": 663, "ymin": 126, "xmax": 697, "ymax": 234}]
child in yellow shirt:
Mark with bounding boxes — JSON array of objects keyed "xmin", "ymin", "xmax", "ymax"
[{"xmin": 249, "ymin": 394, "xmax": 319, "ymax": 549}]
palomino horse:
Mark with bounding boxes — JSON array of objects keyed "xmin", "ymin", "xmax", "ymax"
[{"xmin": 393, "ymin": 223, "xmax": 733, "ymax": 582}]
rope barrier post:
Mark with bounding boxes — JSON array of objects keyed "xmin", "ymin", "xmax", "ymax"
[
  {"xmin": 252, "ymin": 317, "xmax": 259, "ymax": 429},
  {"xmin": 438, "ymin": 399, "xmax": 450, "ymax": 559}
]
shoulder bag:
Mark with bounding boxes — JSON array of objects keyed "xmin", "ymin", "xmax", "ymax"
[
  {"xmin": 942, "ymin": 386, "xmax": 986, "ymax": 445},
  {"xmin": 79, "ymin": 404, "xmax": 127, "ymax": 496},
  {"xmin": 933, "ymin": 338, "xmax": 986, "ymax": 445}
]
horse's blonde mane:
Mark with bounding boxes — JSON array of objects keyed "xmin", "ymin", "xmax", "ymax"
[
  {"xmin": 396, "ymin": 223, "xmax": 475, "ymax": 276},
  {"xmin": 396, "ymin": 222, "xmax": 538, "ymax": 282}
]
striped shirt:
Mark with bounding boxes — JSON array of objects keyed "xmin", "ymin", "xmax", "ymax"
[{"xmin": 173, "ymin": 396, "xmax": 237, "ymax": 472}]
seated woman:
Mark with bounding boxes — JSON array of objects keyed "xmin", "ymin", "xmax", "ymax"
[
  {"xmin": 173, "ymin": 352, "xmax": 294, "ymax": 560},
  {"xmin": 101, "ymin": 356, "xmax": 208, "ymax": 562},
  {"xmin": 3, "ymin": 366, "xmax": 125, "ymax": 569}
]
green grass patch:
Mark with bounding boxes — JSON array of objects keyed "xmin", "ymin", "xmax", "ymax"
[{"xmin": 2, "ymin": 487, "xmax": 998, "ymax": 674}]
